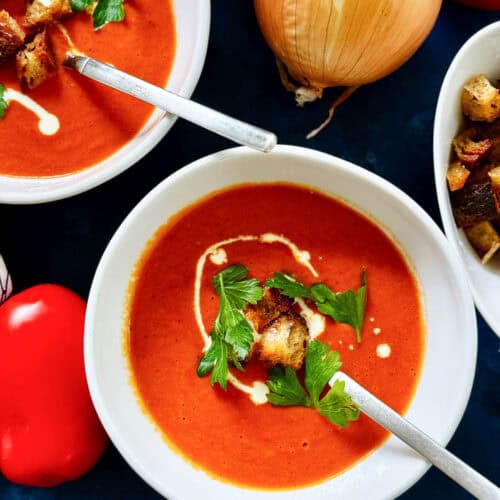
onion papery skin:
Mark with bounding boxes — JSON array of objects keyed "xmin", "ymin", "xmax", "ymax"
[{"xmin": 254, "ymin": 0, "xmax": 442, "ymax": 90}]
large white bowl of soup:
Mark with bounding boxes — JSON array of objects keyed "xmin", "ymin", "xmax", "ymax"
[
  {"xmin": 0, "ymin": 0, "xmax": 210, "ymax": 204},
  {"xmin": 85, "ymin": 146, "xmax": 477, "ymax": 499},
  {"xmin": 434, "ymin": 21, "xmax": 500, "ymax": 337}
]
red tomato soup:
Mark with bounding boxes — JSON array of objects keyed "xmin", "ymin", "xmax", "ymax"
[
  {"xmin": 0, "ymin": 0, "xmax": 175, "ymax": 177},
  {"xmin": 127, "ymin": 183, "xmax": 424, "ymax": 490}
]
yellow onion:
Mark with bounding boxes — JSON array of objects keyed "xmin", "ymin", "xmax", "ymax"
[{"xmin": 254, "ymin": 0, "xmax": 442, "ymax": 137}]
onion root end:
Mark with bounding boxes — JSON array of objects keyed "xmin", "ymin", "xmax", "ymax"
[{"xmin": 306, "ymin": 85, "xmax": 361, "ymax": 140}]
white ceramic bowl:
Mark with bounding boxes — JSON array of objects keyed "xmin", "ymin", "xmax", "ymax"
[
  {"xmin": 85, "ymin": 146, "xmax": 477, "ymax": 500},
  {"xmin": 0, "ymin": 0, "xmax": 210, "ymax": 205},
  {"xmin": 434, "ymin": 21, "xmax": 500, "ymax": 337}
]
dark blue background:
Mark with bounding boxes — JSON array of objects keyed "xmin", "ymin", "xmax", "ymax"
[{"xmin": 1, "ymin": 1, "xmax": 499, "ymax": 498}]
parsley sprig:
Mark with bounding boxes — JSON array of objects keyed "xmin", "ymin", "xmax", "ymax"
[
  {"xmin": 267, "ymin": 340, "xmax": 359, "ymax": 427},
  {"xmin": 0, "ymin": 84, "xmax": 8, "ymax": 119},
  {"xmin": 71, "ymin": 0, "xmax": 93, "ymax": 11},
  {"xmin": 266, "ymin": 270, "xmax": 367, "ymax": 342},
  {"xmin": 197, "ymin": 265, "xmax": 263, "ymax": 389},
  {"xmin": 197, "ymin": 266, "xmax": 360, "ymax": 428},
  {"xmin": 71, "ymin": 0, "xmax": 125, "ymax": 30}
]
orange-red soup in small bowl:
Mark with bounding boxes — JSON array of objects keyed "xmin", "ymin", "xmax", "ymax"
[
  {"xmin": 127, "ymin": 182, "xmax": 424, "ymax": 490},
  {"xmin": 0, "ymin": 0, "xmax": 175, "ymax": 177}
]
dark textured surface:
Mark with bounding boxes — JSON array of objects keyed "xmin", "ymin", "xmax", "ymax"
[{"xmin": 1, "ymin": 1, "xmax": 499, "ymax": 499}]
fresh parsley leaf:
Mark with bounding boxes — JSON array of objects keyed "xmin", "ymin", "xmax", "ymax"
[
  {"xmin": 214, "ymin": 282, "xmax": 254, "ymax": 359},
  {"xmin": 317, "ymin": 379, "xmax": 359, "ymax": 427},
  {"xmin": 93, "ymin": 0, "xmax": 125, "ymax": 30},
  {"xmin": 71, "ymin": 0, "xmax": 94, "ymax": 12},
  {"xmin": 266, "ymin": 366, "xmax": 311, "ymax": 407},
  {"xmin": 213, "ymin": 265, "xmax": 248, "ymax": 287},
  {"xmin": 225, "ymin": 316, "xmax": 254, "ymax": 359},
  {"xmin": 206, "ymin": 336, "xmax": 229, "ymax": 389},
  {"xmin": 226, "ymin": 344, "xmax": 244, "ymax": 372},
  {"xmin": 356, "ymin": 270, "xmax": 368, "ymax": 335},
  {"xmin": 197, "ymin": 265, "xmax": 263, "ymax": 389},
  {"xmin": 197, "ymin": 334, "xmax": 222, "ymax": 376},
  {"xmin": 198, "ymin": 333, "xmax": 244, "ymax": 390},
  {"xmin": 213, "ymin": 267, "xmax": 262, "ymax": 358},
  {"xmin": 223, "ymin": 278, "xmax": 263, "ymax": 308},
  {"xmin": 266, "ymin": 340, "xmax": 359, "ymax": 427},
  {"xmin": 214, "ymin": 265, "xmax": 262, "ymax": 310},
  {"xmin": 304, "ymin": 340, "xmax": 341, "ymax": 405},
  {"xmin": 311, "ymin": 284, "xmax": 360, "ymax": 325},
  {"xmin": 265, "ymin": 272, "xmax": 313, "ymax": 300},
  {"xmin": 0, "ymin": 84, "xmax": 8, "ymax": 120},
  {"xmin": 311, "ymin": 270, "xmax": 367, "ymax": 342}
]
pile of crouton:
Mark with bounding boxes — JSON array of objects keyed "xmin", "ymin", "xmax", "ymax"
[
  {"xmin": 0, "ymin": 1, "xmax": 73, "ymax": 90},
  {"xmin": 447, "ymin": 74, "xmax": 500, "ymax": 264}
]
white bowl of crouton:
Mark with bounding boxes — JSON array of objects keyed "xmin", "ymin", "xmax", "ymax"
[
  {"xmin": 434, "ymin": 21, "xmax": 500, "ymax": 337},
  {"xmin": 85, "ymin": 145, "xmax": 477, "ymax": 499},
  {"xmin": 0, "ymin": 0, "xmax": 210, "ymax": 204}
]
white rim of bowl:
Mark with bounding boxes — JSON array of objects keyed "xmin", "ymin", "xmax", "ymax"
[
  {"xmin": 0, "ymin": 0, "xmax": 211, "ymax": 205},
  {"xmin": 433, "ymin": 21, "xmax": 500, "ymax": 336},
  {"xmin": 85, "ymin": 145, "xmax": 477, "ymax": 500}
]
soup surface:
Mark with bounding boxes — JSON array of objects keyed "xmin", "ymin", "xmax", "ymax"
[
  {"xmin": 0, "ymin": 0, "xmax": 175, "ymax": 177},
  {"xmin": 127, "ymin": 183, "xmax": 424, "ymax": 490}
]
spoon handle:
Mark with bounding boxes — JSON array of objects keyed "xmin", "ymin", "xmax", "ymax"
[
  {"xmin": 333, "ymin": 372, "xmax": 499, "ymax": 499},
  {"xmin": 64, "ymin": 54, "xmax": 277, "ymax": 153}
]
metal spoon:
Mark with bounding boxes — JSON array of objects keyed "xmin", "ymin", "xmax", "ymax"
[
  {"xmin": 63, "ymin": 54, "xmax": 277, "ymax": 153},
  {"xmin": 332, "ymin": 371, "xmax": 499, "ymax": 499}
]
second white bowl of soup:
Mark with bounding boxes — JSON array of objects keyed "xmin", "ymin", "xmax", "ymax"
[
  {"xmin": 0, "ymin": 0, "xmax": 210, "ymax": 204},
  {"xmin": 85, "ymin": 146, "xmax": 476, "ymax": 499}
]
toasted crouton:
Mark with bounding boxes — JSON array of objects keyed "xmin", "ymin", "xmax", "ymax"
[
  {"xmin": 256, "ymin": 288, "xmax": 294, "ymax": 320},
  {"xmin": 468, "ymin": 162, "xmax": 497, "ymax": 185},
  {"xmin": 451, "ymin": 181, "xmax": 499, "ymax": 228},
  {"xmin": 246, "ymin": 287, "xmax": 294, "ymax": 333},
  {"xmin": 447, "ymin": 161, "xmax": 470, "ymax": 192},
  {"xmin": 452, "ymin": 126, "xmax": 493, "ymax": 167},
  {"xmin": 482, "ymin": 121, "xmax": 500, "ymax": 161},
  {"xmin": 16, "ymin": 29, "xmax": 57, "ymax": 90},
  {"xmin": 489, "ymin": 166, "xmax": 500, "ymax": 199},
  {"xmin": 488, "ymin": 136, "xmax": 500, "ymax": 162},
  {"xmin": 462, "ymin": 75, "xmax": 500, "ymax": 123},
  {"xmin": 257, "ymin": 311, "xmax": 309, "ymax": 370},
  {"xmin": 0, "ymin": 10, "xmax": 25, "ymax": 65},
  {"xmin": 465, "ymin": 221, "xmax": 500, "ymax": 264},
  {"xmin": 24, "ymin": 0, "xmax": 72, "ymax": 29}
]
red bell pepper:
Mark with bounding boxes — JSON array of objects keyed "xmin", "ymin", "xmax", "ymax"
[{"xmin": 0, "ymin": 284, "xmax": 108, "ymax": 487}]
